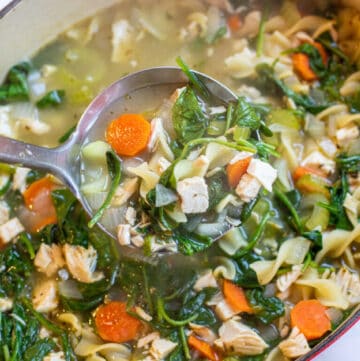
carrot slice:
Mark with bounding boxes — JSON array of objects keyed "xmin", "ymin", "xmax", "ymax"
[
  {"xmin": 291, "ymin": 300, "xmax": 331, "ymax": 340},
  {"xmin": 226, "ymin": 157, "xmax": 252, "ymax": 188},
  {"xmin": 23, "ymin": 177, "xmax": 58, "ymax": 232},
  {"xmin": 95, "ymin": 301, "xmax": 142, "ymax": 343},
  {"xmin": 105, "ymin": 113, "xmax": 151, "ymax": 157},
  {"xmin": 188, "ymin": 335, "xmax": 220, "ymax": 361},
  {"xmin": 292, "ymin": 42, "xmax": 328, "ymax": 82},
  {"xmin": 292, "ymin": 53, "xmax": 318, "ymax": 81},
  {"xmin": 223, "ymin": 279, "xmax": 253, "ymax": 314},
  {"xmin": 227, "ymin": 14, "xmax": 242, "ymax": 32},
  {"xmin": 293, "ymin": 166, "xmax": 326, "ymax": 182}
]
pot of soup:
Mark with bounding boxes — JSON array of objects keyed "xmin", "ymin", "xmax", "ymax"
[{"xmin": 0, "ymin": 1, "xmax": 359, "ymax": 360}]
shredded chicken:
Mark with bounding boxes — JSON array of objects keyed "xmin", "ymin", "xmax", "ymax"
[
  {"xmin": 279, "ymin": 327, "xmax": 311, "ymax": 359},
  {"xmin": 330, "ymin": 267, "xmax": 360, "ymax": 306},
  {"xmin": 276, "ymin": 265, "xmax": 303, "ymax": 293}
]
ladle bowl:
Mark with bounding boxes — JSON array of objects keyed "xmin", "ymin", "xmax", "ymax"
[{"xmin": 0, "ymin": 66, "xmax": 237, "ymax": 250}]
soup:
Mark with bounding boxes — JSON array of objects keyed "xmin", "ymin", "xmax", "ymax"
[{"xmin": 0, "ymin": 1, "xmax": 359, "ymax": 360}]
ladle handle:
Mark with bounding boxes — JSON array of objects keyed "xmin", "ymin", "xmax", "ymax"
[{"xmin": 0, "ymin": 135, "xmax": 79, "ymax": 197}]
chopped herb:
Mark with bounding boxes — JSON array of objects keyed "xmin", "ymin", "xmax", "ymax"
[{"xmin": 36, "ymin": 89, "xmax": 65, "ymax": 108}]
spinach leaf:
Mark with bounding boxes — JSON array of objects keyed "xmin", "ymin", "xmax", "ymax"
[
  {"xmin": 302, "ymin": 230, "xmax": 323, "ymax": 250},
  {"xmin": 246, "ymin": 288, "xmax": 285, "ymax": 324},
  {"xmin": 173, "ymin": 229, "xmax": 212, "ymax": 256},
  {"xmin": 319, "ymin": 170, "xmax": 353, "ymax": 230},
  {"xmin": 232, "ymin": 97, "xmax": 261, "ymax": 130},
  {"xmin": 176, "ymin": 56, "xmax": 210, "ymax": 100},
  {"xmin": 36, "ymin": 89, "xmax": 65, "ymax": 108},
  {"xmin": 88, "ymin": 150, "xmax": 122, "ymax": 228},
  {"xmin": 336, "ymin": 154, "xmax": 360, "ymax": 173},
  {"xmin": 207, "ymin": 170, "xmax": 229, "ymax": 210},
  {"xmin": 0, "ymin": 243, "xmax": 33, "ymax": 298},
  {"xmin": 58, "ymin": 125, "xmax": 76, "ymax": 144},
  {"xmin": 179, "ymin": 289, "xmax": 218, "ymax": 326},
  {"xmin": 0, "ymin": 62, "xmax": 31, "ymax": 103},
  {"xmin": 274, "ymin": 185, "xmax": 303, "ymax": 232},
  {"xmin": 256, "ymin": 63, "xmax": 328, "ymax": 114},
  {"xmin": 233, "ymin": 252, "xmax": 262, "ymax": 288},
  {"xmin": 172, "ymin": 86, "xmax": 208, "ymax": 145},
  {"xmin": 23, "ymin": 338, "xmax": 56, "ymax": 361}
]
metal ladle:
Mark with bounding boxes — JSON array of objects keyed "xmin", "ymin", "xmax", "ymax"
[{"xmin": 0, "ymin": 67, "xmax": 237, "ymax": 248}]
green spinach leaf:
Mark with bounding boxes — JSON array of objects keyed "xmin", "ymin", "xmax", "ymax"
[
  {"xmin": 246, "ymin": 288, "xmax": 285, "ymax": 324},
  {"xmin": 172, "ymin": 86, "xmax": 208, "ymax": 145},
  {"xmin": 36, "ymin": 89, "xmax": 65, "ymax": 108}
]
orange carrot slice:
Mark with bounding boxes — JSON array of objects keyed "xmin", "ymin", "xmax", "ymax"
[
  {"xmin": 227, "ymin": 15, "xmax": 242, "ymax": 32},
  {"xmin": 95, "ymin": 301, "xmax": 142, "ymax": 343},
  {"xmin": 223, "ymin": 279, "xmax": 253, "ymax": 314},
  {"xmin": 188, "ymin": 335, "xmax": 220, "ymax": 361},
  {"xmin": 105, "ymin": 113, "xmax": 151, "ymax": 157},
  {"xmin": 23, "ymin": 177, "xmax": 58, "ymax": 232},
  {"xmin": 290, "ymin": 299, "xmax": 331, "ymax": 340},
  {"xmin": 226, "ymin": 157, "xmax": 252, "ymax": 188}
]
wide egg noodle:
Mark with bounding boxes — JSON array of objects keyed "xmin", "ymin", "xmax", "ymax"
[
  {"xmin": 204, "ymin": 137, "xmax": 238, "ymax": 169},
  {"xmin": 250, "ymin": 237, "xmax": 311, "ymax": 285},
  {"xmin": 127, "ymin": 162, "xmax": 160, "ymax": 198},
  {"xmin": 213, "ymin": 257, "xmax": 237, "ymax": 280},
  {"xmin": 296, "ymin": 268, "xmax": 349, "ymax": 310},
  {"xmin": 75, "ymin": 327, "xmax": 131, "ymax": 361},
  {"xmin": 315, "ymin": 223, "xmax": 360, "ymax": 262}
]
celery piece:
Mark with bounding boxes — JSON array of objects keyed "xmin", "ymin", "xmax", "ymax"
[
  {"xmin": 234, "ymin": 126, "xmax": 251, "ymax": 141},
  {"xmin": 267, "ymin": 109, "xmax": 301, "ymax": 130},
  {"xmin": 82, "ymin": 141, "xmax": 111, "ymax": 163},
  {"xmin": 305, "ymin": 202, "xmax": 330, "ymax": 231},
  {"xmin": 296, "ymin": 174, "xmax": 330, "ymax": 199}
]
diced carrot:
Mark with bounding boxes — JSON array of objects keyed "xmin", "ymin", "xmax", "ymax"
[
  {"xmin": 292, "ymin": 42, "xmax": 328, "ymax": 82},
  {"xmin": 105, "ymin": 113, "xmax": 151, "ymax": 157},
  {"xmin": 293, "ymin": 166, "xmax": 326, "ymax": 182},
  {"xmin": 23, "ymin": 177, "xmax": 58, "ymax": 232},
  {"xmin": 188, "ymin": 335, "xmax": 220, "ymax": 361},
  {"xmin": 223, "ymin": 279, "xmax": 253, "ymax": 314},
  {"xmin": 227, "ymin": 14, "xmax": 242, "ymax": 32},
  {"xmin": 290, "ymin": 299, "xmax": 331, "ymax": 340},
  {"xmin": 292, "ymin": 53, "xmax": 318, "ymax": 82},
  {"xmin": 95, "ymin": 301, "xmax": 142, "ymax": 343},
  {"xmin": 226, "ymin": 157, "xmax": 252, "ymax": 188}
]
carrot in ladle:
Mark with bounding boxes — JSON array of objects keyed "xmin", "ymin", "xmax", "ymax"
[{"xmin": 105, "ymin": 113, "xmax": 151, "ymax": 157}]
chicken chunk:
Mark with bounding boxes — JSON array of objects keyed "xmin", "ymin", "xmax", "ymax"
[
  {"xmin": 247, "ymin": 158, "xmax": 277, "ymax": 192},
  {"xmin": 235, "ymin": 174, "xmax": 262, "ymax": 202},
  {"xmin": 34, "ymin": 243, "xmax": 65, "ymax": 277},
  {"xmin": 32, "ymin": 279, "xmax": 58, "ymax": 313},
  {"xmin": 117, "ymin": 224, "xmax": 131, "ymax": 246},
  {"xmin": 193, "ymin": 269, "xmax": 217, "ymax": 291},
  {"xmin": 0, "ymin": 298, "xmax": 13, "ymax": 312},
  {"xmin": 276, "ymin": 265, "xmax": 302, "ymax": 293},
  {"xmin": 0, "ymin": 201, "xmax": 9, "ymax": 225},
  {"xmin": 12, "ymin": 167, "xmax": 30, "ymax": 194},
  {"xmin": 177, "ymin": 176, "xmax": 209, "ymax": 214},
  {"xmin": 150, "ymin": 338, "xmax": 177, "ymax": 360},
  {"xmin": 0, "ymin": 217, "xmax": 24, "ymax": 245},
  {"xmin": 216, "ymin": 319, "xmax": 268, "ymax": 355},
  {"xmin": 279, "ymin": 327, "xmax": 310, "ymax": 359},
  {"xmin": 63, "ymin": 244, "xmax": 104, "ymax": 283},
  {"xmin": 43, "ymin": 352, "xmax": 65, "ymax": 361},
  {"xmin": 301, "ymin": 150, "xmax": 335, "ymax": 175}
]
